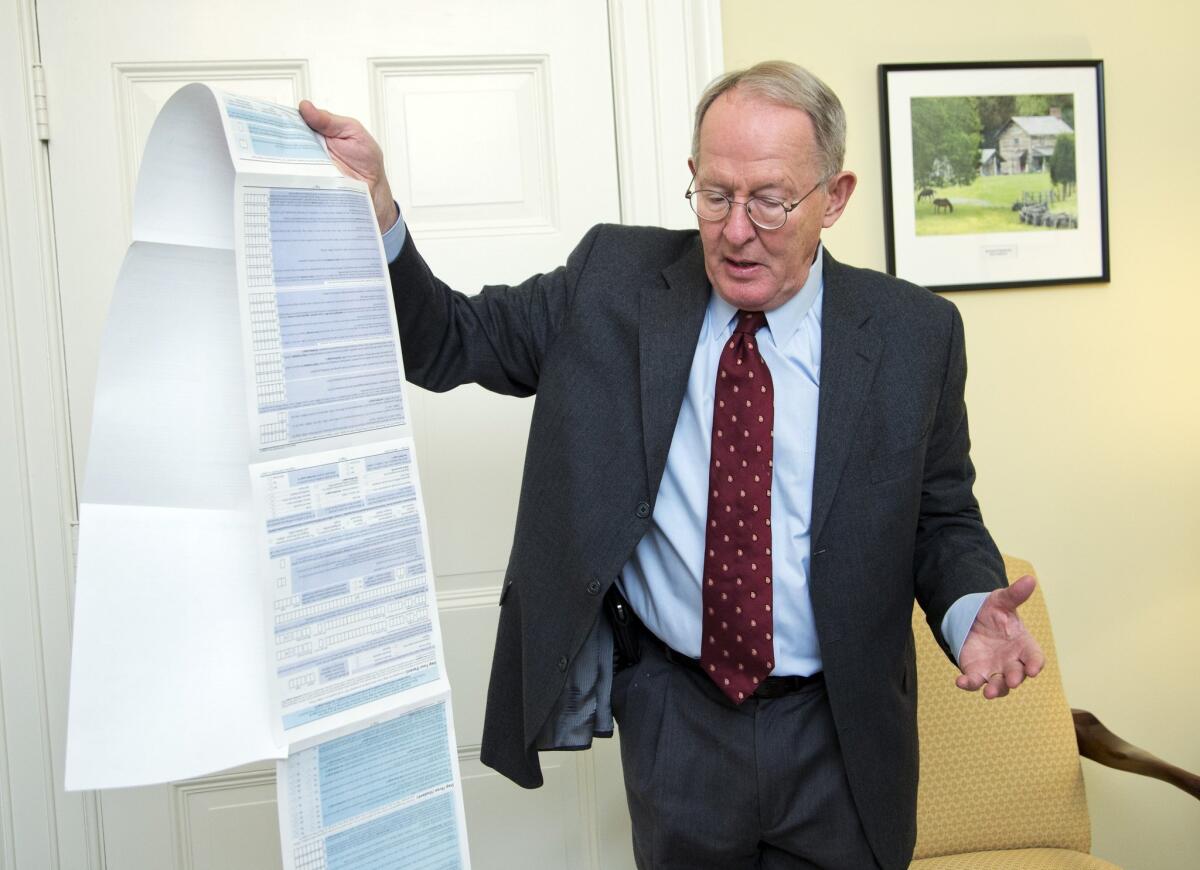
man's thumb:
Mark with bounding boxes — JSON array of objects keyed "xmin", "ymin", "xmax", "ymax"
[
  {"xmin": 997, "ymin": 574, "xmax": 1036, "ymax": 610},
  {"xmin": 298, "ymin": 100, "xmax": 331, "ymax": 134}
]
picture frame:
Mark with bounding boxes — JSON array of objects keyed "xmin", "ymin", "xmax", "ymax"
[{"xmin": 878, "ymin": 60, "xmax": 1109, "ymax": 291}]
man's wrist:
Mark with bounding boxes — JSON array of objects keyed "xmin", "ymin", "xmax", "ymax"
[
  {"xmin": 375, "ymin": 193, "xmax": 399, "ymax": 235},
  {"xmin": 942, "ymin": 592, "xmax": 990, "ymax": 666}
]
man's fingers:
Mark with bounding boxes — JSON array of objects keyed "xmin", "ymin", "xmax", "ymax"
[
  {"xmin": 1003, "ymin": 662, "xmax": 1025, "ymax": 689},
  {"xmin": 957, "ymin": 667, "xmax": 1023, "ymax": 696},
  {"xmin": 956, "ymin": 672, "xmax": 987, "ymax": 692},
  {"xmin": 983, "ymin": 671, "xmax": 1009, "ymax": 700},
  {"xmin": 1024, "ymin": 645, "xmax": 1046, "ymax": 678}
]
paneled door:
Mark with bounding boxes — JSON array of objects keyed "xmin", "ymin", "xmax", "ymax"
[{"xmin": 38, "ymin": 1, "xmax": 635, "ymax": 867}]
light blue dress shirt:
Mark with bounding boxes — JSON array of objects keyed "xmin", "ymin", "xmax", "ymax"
[
  {"xmin": 618, "ymin": 245, "xmax": 987, "ymax": 673},
  {"xmin": 621, "ymin": 250, "xmax": 825, "ymax": 674},
  {"xmin": 382, "ymin": 216, "xmax": 987, "ymax": 672},
  {"xmin": 382, "ymin": 211, "xmax": 407, "ymax": 262}
]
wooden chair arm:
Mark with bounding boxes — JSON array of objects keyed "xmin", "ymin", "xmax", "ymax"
[{"xmin": 1072, "ymin": 708, "xmax": 1200, "ymax": 800}]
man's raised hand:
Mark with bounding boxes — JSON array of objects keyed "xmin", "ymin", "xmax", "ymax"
[
  {"xmin": 298, "ymin": 100, "xmax": 398, "ymax": 233},
  {"xmin": 955, "ymin": 575, "xmax": 1047, "ymax": 700}
]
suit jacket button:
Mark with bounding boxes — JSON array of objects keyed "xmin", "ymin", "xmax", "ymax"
[
  {"xmin": 636, "ymin": 501, "xmax": 651, "ymax": 518},
  {"xmin": 558, "ymin": 655, "xmax": 569, "ymax": 672},
  {"xmin": 586, "ymin": 578, "xmax": 601, "ymax": 595}
]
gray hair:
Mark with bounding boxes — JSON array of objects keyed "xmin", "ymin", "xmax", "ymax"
[{"xmin": 690, "ymin": 60, "xmax": 847, "ymax": 179}]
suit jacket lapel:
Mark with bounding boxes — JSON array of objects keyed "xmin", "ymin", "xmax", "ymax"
[
  {"xmin": 641, "ymin": 237, "xmax": 710, "ymax": 491},
  {"xmin": 811, "ymin": 249, "xmax": 881, "ymax": 544}
]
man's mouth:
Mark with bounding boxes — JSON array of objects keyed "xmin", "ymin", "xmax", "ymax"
[{"xmin": 724, "ymin": 257, "xmax": 761, "ymax": 274}]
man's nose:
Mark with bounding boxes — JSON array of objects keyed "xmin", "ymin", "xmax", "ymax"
[{"xmin": 722, "ymin": 203, "xmax": 757, "ymax": 246}]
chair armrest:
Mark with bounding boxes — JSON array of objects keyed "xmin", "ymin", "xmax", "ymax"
[{"xmin": 1072, "ymin": 708, "xmax": 1200, "ymax": 799}]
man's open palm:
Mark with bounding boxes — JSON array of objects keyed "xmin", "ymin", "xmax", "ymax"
[{"xmin": 956, "ymin": 575, "xmax": 1046, "ymax": 699}]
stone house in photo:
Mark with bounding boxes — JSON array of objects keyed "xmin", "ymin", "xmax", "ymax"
[{"xmin": 993, "ymin": 109, "xmax": 1074, "ymax": 174}]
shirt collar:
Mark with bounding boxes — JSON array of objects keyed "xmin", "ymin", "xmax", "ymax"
[{"xmin": 705, "ymin": 243, "xmax": 824, "ymax": 349}]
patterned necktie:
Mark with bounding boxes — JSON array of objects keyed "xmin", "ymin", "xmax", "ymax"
[{"xmin": 701, "ymin": 310, "xmax": 774, "ymax": 703}]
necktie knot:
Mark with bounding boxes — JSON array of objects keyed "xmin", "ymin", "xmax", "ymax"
[{"xmin": 734, "ymin": 310, "xmax": 767, "ymax": 336}]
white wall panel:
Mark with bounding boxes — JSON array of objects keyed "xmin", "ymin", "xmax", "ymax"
[
  {"xmin": 438, "ymin": 586, "xmax": 502, "ymax": 745},
  {"xmin": 460, "ymin": 754, "xmax": 595, "ymax": 869},
  {"xmin": 172, "ymin": 768, "xmax": 282, "ymax": 870},
  {"xmin": 373, "ymin": 57, "xmax": 557, "ymax": 238}
]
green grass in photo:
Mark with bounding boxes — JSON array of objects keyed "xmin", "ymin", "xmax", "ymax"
[{"xmin": 914, "ymin": 173, "xmax": 1077, "ymax": 236}]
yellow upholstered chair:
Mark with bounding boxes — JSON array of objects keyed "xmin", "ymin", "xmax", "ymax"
[{"xmin": 909, "ymin": 555, "xmax": 1199, "ymax": 869}]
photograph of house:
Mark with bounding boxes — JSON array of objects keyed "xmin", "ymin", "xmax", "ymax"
[
  {"xmin": 993, "ymin": 110, "xmax": 1075, "ymax": 173},
  {"xmin": 911, "ymin": 92, "xmax": 1078, "ymax": 235}
]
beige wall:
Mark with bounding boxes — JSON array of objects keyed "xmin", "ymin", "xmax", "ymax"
[{"xmin": 722, "ymin": 1, "xmax": 1199, "ymax": 867}]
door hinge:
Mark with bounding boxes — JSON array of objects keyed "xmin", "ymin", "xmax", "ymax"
[{"xmin": 32, "ymin": 63, "xmax": 49, "ymax": 141}]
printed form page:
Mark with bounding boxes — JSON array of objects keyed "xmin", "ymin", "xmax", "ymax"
[
  {"xmin": 278, "ymin": 697, "xmax": 469, "ymax": 870},
  {"xmin": 224, "ymin": 94, "xmax": 334, "ymax": 165},
  {"xmin": 238, "ymin": 180, "xmax": 406, "ymax": 453},
  {"xmin": 254, "ymin": 442, "xmax": 444, "ymax": 744}
]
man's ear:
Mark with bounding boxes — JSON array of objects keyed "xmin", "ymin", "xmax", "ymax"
[
  {"xmin": 821, "ymin": 171, "xmax": 857, "ymax": 229},
  {"xmin": 687, "ymin": 157, "xmax": 697, "ymax": 177}
]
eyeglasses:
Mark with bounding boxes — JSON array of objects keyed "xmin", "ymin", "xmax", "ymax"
[{"xmin": 685, "ymin": 174, "xmax": 829, "ymax": 230}]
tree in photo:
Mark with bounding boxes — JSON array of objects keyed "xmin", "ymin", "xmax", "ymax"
[
  {"xmin": 976, "ymin": 95, "xmax": 1017, "ymax": 144},
  {"xmin": 911, "ymin": 97, "xmax": 982, "ymax": 190},
  {"xmin": 1049, "ymin": 133, "xmax": 1076, "ymax": 198}
]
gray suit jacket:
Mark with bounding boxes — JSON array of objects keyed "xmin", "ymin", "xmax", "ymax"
[{"xmin": 388, "ymin": 224, "xmax": 1004, "ymax": 869}]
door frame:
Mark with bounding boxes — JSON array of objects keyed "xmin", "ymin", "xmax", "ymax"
[{"xmin": 0, "ymin": 1, "xmax": 722, "ymax": 867}]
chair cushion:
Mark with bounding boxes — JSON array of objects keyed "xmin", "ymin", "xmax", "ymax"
[
  {"xmin": 912, "ymin": 556, "xmax": 1091, "ymax": 858},
  {"xmin": 911, "ymin": 847, "xmax": 1120, "ymax": 869}
]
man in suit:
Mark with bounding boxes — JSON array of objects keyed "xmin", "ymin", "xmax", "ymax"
[{"xmin": 301, "ymin": 60, "xmax": 1044, "ymax": 870}]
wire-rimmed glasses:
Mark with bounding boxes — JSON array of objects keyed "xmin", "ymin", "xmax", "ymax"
[{"xmin": 685, "ymin": 173, "xmax": 829, "ymax": 230}]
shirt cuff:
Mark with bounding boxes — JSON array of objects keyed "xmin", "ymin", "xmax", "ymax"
[
  {"xmin": 381, "ymin": 202, "xmax": 407, "ymax": 263},
  {"xmin": 940, "ymin": 591, "xmax": 991, "ymax": 666}
]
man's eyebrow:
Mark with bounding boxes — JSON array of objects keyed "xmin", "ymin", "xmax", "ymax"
[
  {"xmin": 695, "ymin": 177, "xmax": 791, "ymax": 196},
  {"xmin": 749, "ymin": 185, "xmax": 789, "ymax": 198}
]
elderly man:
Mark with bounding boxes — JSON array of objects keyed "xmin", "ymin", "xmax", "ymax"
[{"xmin": 302, "ymin": 60, "xmax": 1043, "ymax": 870}]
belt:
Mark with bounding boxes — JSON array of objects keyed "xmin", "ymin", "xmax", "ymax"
[{"xmin": 660, "ymin": 642, "xmax": 824, "ymax": 700}]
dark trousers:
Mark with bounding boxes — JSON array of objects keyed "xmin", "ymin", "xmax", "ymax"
[{"xmin": 612, "ymin": 634, "xmax": 880, "ymax": 870}]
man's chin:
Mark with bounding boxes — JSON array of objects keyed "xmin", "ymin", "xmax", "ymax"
[{"xmin": 712, "ymin": 280, "xmax": 787, "ymax": 313}]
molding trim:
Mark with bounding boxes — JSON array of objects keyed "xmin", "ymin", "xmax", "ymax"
[
  {"xmin": 436, "ymin": 585, "xmax": 500, "ymax": 612},
  {"xmin": 169, "ymin": 765, "xmax": 278, "ymax": 799},
  {"xmin": 0, "ymin": 1, "xmax": 102, "ymax": 868},
  {"xmin": 607, "ymin": 0, "xmax": 724, "ymax": 228},
  {"xmin": 0, "ymin": 120, "xmax": 21, "ymax": 870}
]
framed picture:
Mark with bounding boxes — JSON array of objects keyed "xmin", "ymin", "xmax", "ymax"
[{"xmin": 878, "ymin": 61, "xmax": 1109, "ymax": 291}]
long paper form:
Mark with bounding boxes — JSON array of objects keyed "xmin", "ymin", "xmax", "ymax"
[{"xmin": 68, "ymin": 83, "xmax": 469, "ymax": 867}]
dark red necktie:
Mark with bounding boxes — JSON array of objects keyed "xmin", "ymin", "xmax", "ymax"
[{"xmin": 701, "ymin": 310, "xmax": 774, "ymax": 703}]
